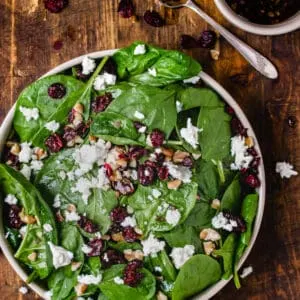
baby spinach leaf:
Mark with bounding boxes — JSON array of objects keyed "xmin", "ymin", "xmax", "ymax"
[
  {"xmin": 126, "ymin": 181, "xmax": 197, "ymax": 235},
  {"xmin": 99, "ymin": 265, "xmax": 156, "ymax": 300},
  {"xmin": 221, "ymin": 176, "xmax": 242, "ymax": 214},
  {"xmin": 4, "ymin": 227, "xmax": 22, "ymax": 250},
  {"xmin": 0, "ymin": 164, "xmax": 57, "ymax": 279},
  {"xmin": 213, "ymin": 233, "xmax": 238, "ymax": 279},
  {"xmin": 108, "ymin": 241, "xmax": 142, "ymax": 252},
  {"xmin": 172, "ymin": 254, "xmax": 222, "ymax": 300},
  {"xmin": 106, "ymin": 85, "xmax": 177, "ymax": 137},
  {"xmin": 197, "ymin": 107, "xmax": 231, "ymax": 161}
]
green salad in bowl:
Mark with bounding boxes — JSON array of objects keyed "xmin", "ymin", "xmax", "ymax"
[{"xmin": 0, "ymin": 42, "xmax": 264, "ymax": 300}]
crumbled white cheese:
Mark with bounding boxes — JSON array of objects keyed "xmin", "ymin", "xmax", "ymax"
[
  {"xmin": 134, "ymin": 111, "xmax": 145, "ymax": 120},
  {"xmin": 131, "ymin": 170, "xmax": 138, "ymax": 181},
  {"xmin": 275, "ymin": 162, "xmax": 298, "ymax": 179},
  {"xmin": 161, "ymin": 281, "xmax": 174, "ymax": 293},
  {"xmin": 152, "ymin": 189, "xmax": 161, "ymax": 199},
  {"xmin": 164, "ymin": 161, "xmax": 192, "ymax": 183},
  {"xmin": 4, "ymin": 194, "xmax": 18, "ymax": 205},
  {"xmin": 134, "ymin": 44, "xmax": 146, "ymax": 55},
  {"xmin": 67, "ymin": 171, "xmax": 75, "ymax": 181},
  {"xmin": 103, "ymin": 253, "xmax": 109, "ymax": 262},
  {"xmin": 77, "ymin": 274, "xmax": 102, "ymax": 285},
  {"xmin": 20, "ymin": 164, "xmax": 32, "ymax": 180},
  {"xmin": 121, "ymin": 216, "xmax": 137, "ymax": 228},
  {"xmin": 19, "ymin": 106, "xmax": 39, "ymax": 121},
  {"xmin": 230, "ymin": 135, "xmax": 253, "ymax": 170},
  {"xmin": 93, "ymin": 72, "xmax": 117, "ymax": 91},
  {"xmin": 138, "ymin": 126, "xmax": 147, "ymax": 133},
  {"xmin": 166, "ymin": 208, "xmax": 181, "ymax": 226},
  {"xmin": 45, "ymin": 120, "xmax": 60, "ymax": 132},
  {"xmin": 183, "ymin": 75, "xmax": 200, "ymax": 84},
  {"xmin": 154, "ymin": 266, "xmax": 162, "ymax": 273},
  {"xmin": 240, "ymin": 266, "xmax": 253, "ymax": 279},
  {"xmin": 82, "ymin": 56, "xmax": 96, "ymax": 75},
  {"xmin": 58, "ymin": 171, "xmax": 66, "ymax": 180},
  {"xmin": 19, "ymin": 142, "xmax": 33, "ymax": 163},
  {"xmin": 48, "ymin": 242, "xmax": 73, "ymax": 269},
  {"xmin": 19, "ymin": 286, "xmax": 28, "ymax": 295},
  {"xmin": 53, "ymin": 194, "xmax": 62, "ymax": 208},
  {"xmin": 127, "ymin": 205, "xmax": 134, "ymax": 214},
  {"xmin": 170, "ymin": 245, "xmax": 195, "ymax": 269},
  {"xmin": 43, "ymin": 224, "xmax": 53, "ymax": 233},
  {"xmin": 82, "ymin": 244, "xmax": 92, "ymax": 254},
  {"xmin": 19, "ymin": 225, "xmax": 27, "ymax": 238},
  {"xmin": 65, "ymin": 210, "xmax": 81, "ymax": 222},
  {"xmin": 113, "ymin": 276, "xmax": 124, "ymax": 285},
  {"xmin": 30, "ymin": 160, "xmax": 43, "ymax": 172},
  {"xmin": 148, "ymin": 68, "xmax": 157, "ymax": 77},
  {"xmin": 211, "ymin": 212, "xmax": 237, "ymax": 232},
  {"xmin": 141, "ymin": 233, "xmax": 165, "ymax": 257},
  {"xmin": 176, "ymin": 101, "xmax": 183, "ymax": 113},
  {"xmin": 103, "ymin": 72, "xmax": 117, "ymax": 86},
  {"xmin": 180, "ymin": 118, "xmax": 202, "ymax": 149}
]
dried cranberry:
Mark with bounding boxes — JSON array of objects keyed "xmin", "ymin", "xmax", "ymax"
[
  {"xmin": 128, "ymin": 147, "xmax": 147, "ymax": 160},
  {"xmin": 110, "ymin": 206, "xmax": 128, "ymax": 223},
  {"xmin": 109, "ymin": 223, "xmax": 123, "ymax": 234},
  {"xmin": 123, "ymin": 260, "xmax": 144, "ymax": 287},
  {"xmin": 73, "ymin": 65, "xmax": 90, "ymax": 81},
  {"xmin": 244, "ymin": 173, "xmax": 260, "ymax": 188},
  {"xmin": 182, "ymin": 156, "xmax": 193, "ymax": 168},
  {"xmin": 112, "ymin": 179, "xmax": 135, "ymax": 195},
  {"xmin": 144, "ymin": 10, "xmax": 164, "ymax": 27},
  {"xmin": 138, "ymin": 164, "xmax": 156, "ymax": 186},
  {"xmin": 45, "ymin": 134, "xmax": 64, "ymax": 152},
  {"xmin": 250, "ymin": 157, "xmax": 260, "ymax": 169},
  {"xmin": 77, "ymin": 215, "xmax": 98, "ymax": 233},
  {"xmin": 126, "ymin": 260, "xmax": 143, "ymax": 271},
  {"xmin": 198, "ymin": 30, "xmax": 217, "ymax": 49},
  {"xmin": 92, "ymin": 93, "xmax": 113, "ymax": 113},
  {"xmin": 48, "ymin": 83, "xmax": 66, "ymax": 99},
  {"xmin": 62, "ymin": 126, "xmax": 76, "ymax": 142},
  {"xmin": 122, "ymin": 227, "xmax": 140, "ymax": 242},
  {"xmin": 223, "ymin": 211, "xmax": 246, "ymax": 233},
  {"xmin": 180, "ymin": 35, "xmax": 199, "ymax": 49},
  {"xmin": 101, "ymin": 249, "xmax": 126, "ymax": 268},
  {"xmin": 7, "ymin": 205, "xmax": 24, "ymax": 229},
  {"xmin": 118, "ymin": 0, "xmax": 135, "ymax": 18},
  {"xmin": 247, "ymin": 147, "xmax": 258, "ymax": 157},
  {"xmin": 104, "ymin": 163, "xmax": 113, "ymax": 177},
  {"xmin": 87, "ymin": 238, "xmax": 103, "ymax": 257},
  {"xmin": 150, "ymin": 129, "xmax": 165, "ymax": 147},
  {"xmin": 155, "ymin": 153, "xmax": 165, "ymax": 166},
  {"xmin": 231, "ymin": 117, "xmax": 247, "ymax": 136},
  {"xmin": 225, "ymin": 105, "xmax": 235, "ymax": 116},
  {"xmin": 75, "ymin": 122, "xmax": 89, "ymax": 137},
  {"xmin": 44, "ymin": 0, "xmax": 68, "ymax": 13},
  {"xmin": 144, "ymin": 160, "xmax": 157, "ymax": 168},
  {"xmin": 158, "ymin": 166, "xmax": 169, "ymax": 180},
  {"xmin": 5, "ymin": 152, "xmax": 19, "ymax": 167}
]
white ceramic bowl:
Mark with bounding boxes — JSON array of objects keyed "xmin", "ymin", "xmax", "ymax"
[
  {"xmin": 214, "ymin": 0, "xmax": 300, "ymax": 35},
  {"xmin": 0, "ymin": 49, "xmax": 266, "ymax": 300}
]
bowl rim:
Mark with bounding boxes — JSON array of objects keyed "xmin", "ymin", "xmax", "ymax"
[
  {"xmin": 0, "ymin": 49, "xmax": 266, "ymax": 300},
  {"xmin": 214, "ymin": 0, "xmax": 300, "ymax": 36}
]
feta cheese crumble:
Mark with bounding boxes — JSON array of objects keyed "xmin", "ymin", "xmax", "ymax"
[
  {"xmin": 240, "ymin": 266, "xmax": 253, "ymax": 279},
  {"xmin": 4, "ymin": 194, "xmax": 18, "ymax": 205},
  {"xmin": 48, "ymin": 242, "xmax": 73, "ymax": 269},
  {"xmin": 275, "ymin": 162, "xmax": 298, "ymax": 179},
  {"xmin": 180, "ymin": 118, "xmax": 202, "ymax": 149},
  {"xmin": 176, "ymin": 101, "xmax": 183, "ymax": 113},
  {"xmin": 113, "ymin": 276, "xmax": 124, "ymax": 285},
  {"xmin": 170, "ymin": 245, "xmax": 195, "ymax": 269},
  {"xmin": 211, "ymin": 212, "xmax": 238, "ymax": 232},
  {"xmin": 165, "ymin": 208, "xmax": 181, "ymax": 226},
  {"xmin": 53, "ymin": 194, "xmax": 62, "ymax": 208},
  {"xmin": 138, "ymin": 126, "xmax": 147, "ymax": 133},
  {"xmin": 19, "ymin": 286, "xmax": 28, "ymax": 295},
  {"xmin": 82, "ymin": 56, "xmax": 96, "ymax": 75},
  {"xmin": 142, "ymin": 233, "xmax": 165, "ymax": 257},
  {"xmin": 164, "ymin": 161, "xmax": 192, "ymax": 183},
  {"xmin": 230, "ymin": 135, "xmax": 253, "ymax": 170},
  {"xmin": 152, "ymin": 189, "xmax": 161, "ymax": 199},
  {"xmin": 93, "ymin": 72, "xmax": 117, "ymax": 91},
  {"xmin": 20, "ymin": 164, "xmax": 32, "ymax": 180},
  {"xmin": 19, "ymin": 142, "xmax": 33, "ymax": 163},
  {"xmin": 19, "ymin": 106, "xmax": 39, "ymax": 121},
  {"xmin": 183, "ymin": 75, "xmax": 200, "ymax": 84},
  {"xmin": 134, "ymin": 111, "xmax": 145, "ymax": 120},
  {"xmin": 65, "ymin": 210, "xmax": 81, "ymax": 222},
  {"xmin": 45, "ymin": 120, "xmax": 60, "ymax": 132},
  {"xmin": 148, "ymin": 67, "xmax": 157, "ymax": 77},
  {"xmin": 121, "ymin": 216, "xmax": 137, "ymax": 228},
  {"xmin": 134, "ymin": 44, "xmax": 146, "ymax": 55},
  {"xmin": 82, "ymin": 244, "xmax": 92, "ymax": 254},
  {"xmin": 30, "ymin": 160, "xmax": 43, "ymax": 172},
  {"xmin": 77, "ymin": 274, "xmax": 102, "ymax": 285},
  {"xmin": 43, "ymin": 224, "xmax": 53, "ymax": 233},
  {"xmin": 154, "ymin": 266, "xmax": 162, "ymax": 273}
]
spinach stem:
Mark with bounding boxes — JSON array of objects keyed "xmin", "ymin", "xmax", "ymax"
[
  {"xmin": 217, "ymin": 160, "xmax": 225, "ymax": 184},
  {"xmin": 166, "ymin": 140, "xmax": 183, "ymax": 146}
]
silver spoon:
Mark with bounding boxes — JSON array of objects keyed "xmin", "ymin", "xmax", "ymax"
[{"xmin": 159, "ymin": 0, "xmax": 278, "ymax": 79}]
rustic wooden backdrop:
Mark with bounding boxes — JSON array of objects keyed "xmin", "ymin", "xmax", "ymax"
[{"xmin": 0, "ymin": 0, "xmax": 299, "ymax": 299}]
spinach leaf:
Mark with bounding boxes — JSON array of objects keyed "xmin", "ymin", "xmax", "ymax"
[
  {"xmin": 197, "ymin": 107, "xmax": 231, "ymax": 161},
  {"xmin": 0, "ymin": 164, "xmax": 57, "ymax": 279},
  {"xmin": 106, "ymin": 85, "xmax": 177, "ymax": 137},
  {"xmin": 221, "ymin": 176, "xmax": 242, "ymax": 214},
  {"xmin": 213, "ymin": 233, "xmax": 238, "ymax": 279},
  {"xmin": 108, "ymin": 241, "xmax": 142, "ymax": 252},
  {"xmin": 99, "ymin": 265, "xmax": 156, "ymax": 300},
  {"xmin": 126, "ymin": 181, "xmax": 197, "ymax": 235},
  {"xmin": 172, "ymin": 254, "xmax": 222, "ymax": 300},
  {"xmin": 4, "ymin": 227, "xmax": 22, "ymax": 250}
]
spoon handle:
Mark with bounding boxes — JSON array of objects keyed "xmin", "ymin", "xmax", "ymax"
[{"xmin": 186, "ymin": 0, "xmax": 278, "ymax": 79}]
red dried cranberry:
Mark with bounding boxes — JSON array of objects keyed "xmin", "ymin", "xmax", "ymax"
[
  {"xmin": 182, "ymin": 156, "xmax": 193, "ymax": 168},
  {"xmin": 77, "ymin": 215, "xmax": 98, "ymax": 233},
  {"xmin": 250, "ymin": 157, "xmax": 260, "ymax": 169},
  {"xmin": 180, "ymin": 34, "xmax": 199, "ymax": 49},
  {"xmin": 5, "ymin": 152, "xmax": 19, "ymax": 167},
  {"xmin": 138, "ymin": 164, "xmax": 156, "ymax": 186},
  {"xmin": 198, "ymin": 30, "xmax": 217, "ymax": 49},
  {"xmin": 247, "ymin": 147, "xmax": 258, "ymax": 157},
  {"xmin": 74, "ymin": 65, "xmax": 90, "ymax": 81},
  {"xmin": 118, "ymin": 0, "xmax": 135, "ymax": 18},
  {"xmin": 123, "ymin": 260, "xmax": 144, "ymax": 287},
  {"xmin": 62, "ymin": 126, "xmax": 76, "ymax": 142},
  {"xmin": 75, "ymin": 122, "xmax": 89, "ymax": 137},
  {"xmin": 87, "ymin": 238, "xmax": 103, "ymax": 257},
  {"xmin": 7, "ymin": 205, "xmax": 24, "ymax": 229},
  {"xmin": 48, "ymin": 83, "xmax": 66, "ymax": 99},
  {"xmin": 128, "ymin": 147, "xmax": 147, "ymax": 160},
  {"xmin": 158, "ymin": 166, "xmax": 169, "ymax": 180},
  {"xmin": 144, "ymin": 160, "xmax": 157, "ymax": 168},
  {"xmin": 225, "ymin": 105, "xmax": 235, "ymax": 116},
  {"xmin": 101, "ymin": 249, "xmax": 126, "ymax": 268},
  {"xmin": 155, "ymin": 153, "xmax": 165, "ymax": 166},
  {"xmin": 122, "ymin": 227, "xmax": 140, "ymax": 242},
  {"xmin": 231, "ymin": 117, "xmax": 247, "ymax": 136},
  {"xmin": 110, "ymin": 206, "xmax": 128, "ymax": 223},
  {"xmin": 112, "ymin": 179, "xmax": 135, "ymax": 195},
  {"xmin": 92, "ymin": 93, "xmax": 113, "ymax": 113},
  {"xmin": 104, "ymin": 163, "xmax": 113, "ymax": 177},
  {"xmin": 109, "ymin": 223, "xmax": 123, "ymax": 234},
  {"xmin": 144, "ymin": 10, "xmax": 164, "ymax": 27},
  {"xmin": 244, "ymin": 173, "xmax": 260, "ymax": 188},
  {"xmin": 44, "ymin": 0, "xmax": 68, "ymax": 13},
  {"xmin": 45, "ymin": 134, "xmax": 64, "ymax": 152},
  {"xmin": 150, "ymin": 129, "xmax": 165, "ymax": 147},
  {"xmin": 223, "ymin": 211, "xmax": 246, "ymax": 233},
  {"xmin": 126, "ymin": 260, "xmax": 143, "ymax": 271}
]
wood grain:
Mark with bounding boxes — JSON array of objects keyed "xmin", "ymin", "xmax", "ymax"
[{"xmin": 0, "ymin": 0, "xmax": 299, "ymax": 299}]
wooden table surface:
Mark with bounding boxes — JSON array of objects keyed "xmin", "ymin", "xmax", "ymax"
[{"xmin": 0, "ymin": 0, "xmax": 299, "ymax": 299}]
